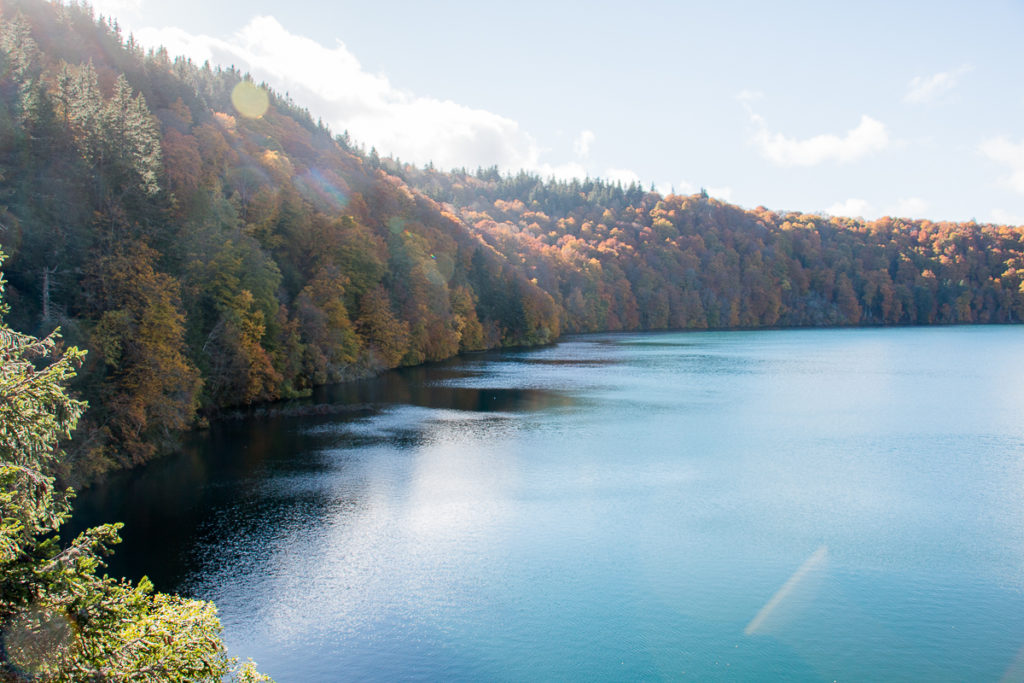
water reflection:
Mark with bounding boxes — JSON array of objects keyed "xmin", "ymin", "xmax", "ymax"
[
  {"xmin": 314, "ymin": 364, "xmax": 576, "ymax": 413},
  {"xmin": 69, "ymin": 327, "xmax": 1024, "ymax": 681},
  {"xmin": 70, "ymin": 365, "xmax": 575, "ymax": 591}
]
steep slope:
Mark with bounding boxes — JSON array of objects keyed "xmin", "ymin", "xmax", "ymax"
[
  {"xmin": 0, "ymin": 0, "xmax": 557, "ymax": 481},
  {"xmin": 1, "ymin": 0, "xmax": 1022, "ymax": 482},
  {"xmin": 401, "ymin": 166, "xmax": 1024, "ymax": 331}
]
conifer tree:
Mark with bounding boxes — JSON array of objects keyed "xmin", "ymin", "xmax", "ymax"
[{"xmin": 0, "ymin": 251, "xmax": 273, "ymax": 681}]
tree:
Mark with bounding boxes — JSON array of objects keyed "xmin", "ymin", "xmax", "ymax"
[
  {"xmin": 0, "ymin": 251, "xmax": 271, "ymax": 681},
  {"xmin": 100, "ymin": 74, "xmax": 162, "ymax": 200},
  {"xmin": 0, "ymin": 13, "xmax": 42, "ymax": 125},
  {"xmin": 357, "ymin": 285, "xmax": 409, "ymax": 369},
  {"xmin": 80, "ymin": 241, "xmax": 201, "ymax": 471},
  {"xmin": 295, "ymin": 264, "xmax": 360, "ymax": 384}
]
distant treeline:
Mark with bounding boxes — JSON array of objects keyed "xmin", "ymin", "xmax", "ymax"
[
  {"xmin": 1, "ymin": 0, "xmax": 1022, "ymax": 482},
  {"xmin": 404, "ymin": 166, "xmax": 1024, "ymax": 331}
]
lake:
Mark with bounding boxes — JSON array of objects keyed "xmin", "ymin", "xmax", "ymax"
[{"xmin": 72, "ymin": 326, "xmax": 1024, "ymax": 681}]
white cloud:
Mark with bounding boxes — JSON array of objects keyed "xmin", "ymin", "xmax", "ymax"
[
  {"xmin": 886, "ymin": 197, "xmax": 928, "ymax": 218},
  {"xmin": 655, "ymin": 179, "xmax": 695, "ymax": 196},
  {"xmin": 89, "ymin": 0, "xmax": 142, "ymax": 20},
  {"xmin": 904, "ymin": 65, "xmax": 970, "ymax": 104},
  {"xmin": 827, "ymin": 198, "xmax": 872, "ymax": 218},
  {"xmin": 529, "ymin": 162, "xmax": 655, "ymax": 189},
  {"xmin": 136, "ymin": 17, "xmax": 548, "ymax": 172},
  {"xmin": 752, "ymin": 114, "xmax": 890, "ymax": 167},
  {"xmin": 674, "ymin": 180, "xmax": 698, "ymax": 195},
  {"xmin": 980, "ymin": 136, "xmax": 1024, "ymax": 193},
  {"xmin": 604, "ymin": 168, "xmax": 642, "ymax": 187},
  {"xmin": 825, "ymin": 197, "xmax": 928, "ymax": 220},
  {"xmin": 706, "ymin": 186, "xmax": 733, "ymax": 201},
  {"xmin": 991, "ymin": 209, "xmax": 1024, "ymax": 226},
  {"xmin": 652, "ymin": 180, "xmax": 731, "ymax": 200},
  {"xmin": 573, "ymin": 130, "xmax": 595, "ymax": 158},
  {"xmin": 533, "ymin": 161, "xmax": 589, "ymax": 181}
]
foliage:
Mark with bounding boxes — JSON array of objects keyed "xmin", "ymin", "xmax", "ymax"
[
  {"xmin": 0, "ymin": 0, "xmax": 1022, "ymax": 482},
  {"xmin": 80, "ymin": 240, "xmax": 201, "ymax": 472},
  {"xmin": 407, "ymin": 167, "xmax": 1024, "ymax": 331},
  {"xmin": 0, "ymin": 250, "xmax": 272, "ymax": 681}
]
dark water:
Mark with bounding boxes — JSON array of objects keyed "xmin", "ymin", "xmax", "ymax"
[{"xmin": 73, "ymin": 327, "xmax": 1024, "ymax": 681}]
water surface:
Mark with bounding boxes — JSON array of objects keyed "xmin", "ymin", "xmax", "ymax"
[{"xmin": 74, "ymin": 327, "xmax": 1024, "ymax": 681}]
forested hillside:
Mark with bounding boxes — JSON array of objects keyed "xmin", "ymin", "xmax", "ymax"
[
  {"xmin": 401, "ymin": 167, "xmax": 1024, "ymax": 332},
  {"xmin": 2, "ymin": 0, "xmax": 1022, "ymax": 482}
]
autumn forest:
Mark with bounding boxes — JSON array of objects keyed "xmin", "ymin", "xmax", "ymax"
[{"xmin": 2, "ymin": 0, "xmax": 1023, "ymax": 483}]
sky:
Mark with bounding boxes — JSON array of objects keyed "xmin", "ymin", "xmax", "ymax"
[{"xmin": 90, "ymin": 0, "xmax": 1024, "ymax": 224}]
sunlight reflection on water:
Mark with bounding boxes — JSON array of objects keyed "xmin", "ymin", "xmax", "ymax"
[{"xmin": 73, "ymin": 326, "xmax": 1024, "ymax": 681}]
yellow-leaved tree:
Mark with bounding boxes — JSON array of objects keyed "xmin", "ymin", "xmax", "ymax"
[{"xmin": 0, "ymin": 250, "xmax": 272, "ymax": 682}]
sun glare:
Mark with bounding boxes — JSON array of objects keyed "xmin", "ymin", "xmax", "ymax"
[
  {"xmin": 1, "ymin": 606, "xmax": 75, "ymax": 677},
  {"xmin": 231, "ymin": 81, "xmax": 270, "ymax": 119}
]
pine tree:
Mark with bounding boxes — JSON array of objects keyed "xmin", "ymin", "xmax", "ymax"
[
  {"xmin": 0, "ymin": 13, "xmax": 42, "ymax": 124},
  {"xmin": 0, "ymin": 250, "xmax": 273, "ymax": 681},
  {"xmin": 101, "ymin": 75, "xmax": 162, "ymax": 197}
]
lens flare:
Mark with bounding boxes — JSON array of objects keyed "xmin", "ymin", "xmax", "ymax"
[
  {"xmin": 231, "ymin": 81, "xmax": 270, "ymax": 119},
  {"xmin": 745, "ymin": 545, "xmax": 829, "ymax": 636},
  {"xmin": 297, "ymin": 168, "xmax": 350, "ymax": 210},
  {"xmin": 1000, "ymin": 641, "xmax": 1024, "ymax": 682},
  {"xmin": 387, "ymin": 216, "xmax": 406, "ymax": 234},
  {"xmin": 1, "ymin": 606, "xmax": 75, "ymax": 677}
]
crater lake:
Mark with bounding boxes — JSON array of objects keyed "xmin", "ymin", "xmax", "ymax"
[{"xmin": 72, "ymin": 326, "xmax": 1024, "ymax": 681}]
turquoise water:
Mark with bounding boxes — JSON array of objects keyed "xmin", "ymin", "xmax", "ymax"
[{"xmin": 75, "ymin": 327, "xmax": 1024, "ymax": 680}]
